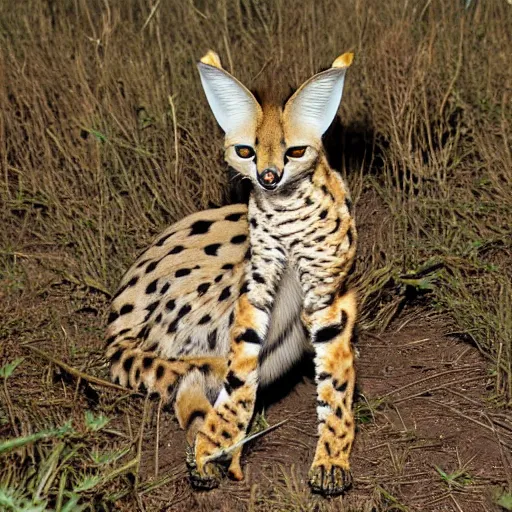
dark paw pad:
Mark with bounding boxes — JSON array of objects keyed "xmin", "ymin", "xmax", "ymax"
[{"xmin": 309, "ymin": 464, "xmax": 352, "ymax": 497}]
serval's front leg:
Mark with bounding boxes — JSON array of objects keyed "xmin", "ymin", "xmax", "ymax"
[
  {"xmin": 306, "ymin": 289, "xmax": 357, "ymax": 496},
  {"xmin": 190, "ymin": 240, "xmax": 282, "ymax": 489}
]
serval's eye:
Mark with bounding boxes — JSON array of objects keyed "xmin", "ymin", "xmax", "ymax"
[
  {"xmin": 235, "ymin": 145, "xmax": 255, "ymax": 159},
  {"xmin": 286, "ymin": 146, "xmax": 307, "ymax": 159}
]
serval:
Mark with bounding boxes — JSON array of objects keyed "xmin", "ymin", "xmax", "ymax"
[{"xmin": 105, "ymin": 50, "xmax": 357, "ymax": 496}]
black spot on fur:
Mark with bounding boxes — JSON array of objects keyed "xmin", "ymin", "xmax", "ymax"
[
  {"xmin": 305, "ymin": 196, "xmax": 314, "ymax": 206},
  {"xmin": 198, "ymin": 363, "xmax": 211, "ymax": 373},
  {"xmin": 199, "ymin": 314, "xmax": 211, "ymax": 324},
  {"xmin": 221, "ymin": 430, "xmax": 232, "ymax": 439},
  {"xmin": 145, "ymin": 260, "xmax": 158, "ymax": 273},
  {"xmin": 155, "ymin": 313, "xmax": 162, "ymax": 324},
  {"xmin": 177, "ymin": 304, "xmax": 192, "ymax": 318},
  {"xmin": 252, "ymin": 272, "xmax": 265, "ymax": 284},
  {"xmin": 318, "ymin": 372, "xmax": 331, "ymax": 381},
  {"xmin": 214, "ymin": 274, "xmax": 223, "ymax": 283},
  {"xmin": 317, "ymin": 400, "xmax": 329, "ymax": 408},
  {"xmin": 156, "ymin": 365, "xmax": 165, "ymax": 380},
  {"xmin": 225, "ymin": 371, "xmax": 244, "ymax": 394},
  {"xmin": 334, "ymin": 380, "xmax": 348, "ymax": 393},
  {"xmin": 324, "ymin": 441, "xmax": 332, "ymax": 456},
  {"xmin": 237, "ymin": 399, "xmax": 250, "ymax": 410},
  {"xmin": 329, "ymin": 217, "xmax": 341, "ymax": 234},
  {"xmin": 175, "ymin": 268, "xmax": 191, "ymax": 278},
  {"xmin": 168, "ymin": 245, "xmax": 184, "ymax": 255},
  {"xmin": 155, "ymin": 234, "xmax": 172, "ymax": 246},
  {"xmin": 208, "ymin": 329, "xmax": 217, "ymax": 350},
  {"xmin": 134, "ymin": 368, "xmax": 141, "ymax": 381},
  {"xmin": 123, "ymin": 356, "xmax": 134, "ymax": 373},
  {"xmin": 137, "ymin": 325, "xmax": 150, "ymax": 340},
  {"xmin": 110, "ymin": 349, "xmax": 123, "ymax": 363},
  {"xmin": 319, "ymin": 209, "xmax": 328, "ymax": 220},
  {"xmin": 165, "ymin": 299, "xmax": 175, "ymax": 311},
  {"xmin": 228, "ymin": 311, "xmax": 235, "ymax": 326},
  {"xmin": 190, "ymin": 220, "xmax": 214, "ymax": 235},
  {"xmin": 204, "ymin": 244, "xmax": 221, "ymax": 256},
  {"xmin": 335, "ymin": 406, "xmax": 343, "ymax": 418},
  {"xmin": 107, "ymin": 311, "xmax": 119, "ymax": 324},
  {"xmin": 160, "ymin": 283, "xmax": 170, "ymax": 295},
  {"xmin": 345, "ymin": 197, "xmax": 353, "ymax": 213},
  {"xmin": 225, "ymin": 212, "xmax": 243, "ymax": 222},
  {"xmin": 315, "ymin": 311, "xmax": 348, "ymax": 344},
  {"xmin": 197, "ymin": 283, "xmax": 210, "ymax": 296},
  {"xmin": 244, "ymin": 247, "xmax": 252, "ymax": 260},
  {"xmin": 146, "ymin": 279, "xmax": 158, "ymax": 294},
  {"xmin": 127, "ymin": 276, "xmax": 139, "ymax": 287},
  {"xmin": 119, "ymin": 304, "xmax": 134, "ymax": 315},
  {"xmin": 235, "ymin": 328, "xmax": 261, "ymax": 345},
  {"xmin": 222, "ymin": 263, "xmax": 234, "ymax": 270},
  {"xmin": 142, "ymin": 357, "xmax": 154, "ymax": 369},
  {"xmin": 218, "ymin": 286, "xmax": 231, "ymax": 302},
  {"xmin": 167, "ymin": 320, "xmax": 179, "ymax": 333},
  {"xmin": 240, "ymin": 281, "xmax": 249, "ymax": 294},
  {"xmin": 105, "ymin": 335, "xmax": 116, "ymax": 346},
  {"xmin": 225, "ymin": 404, "xmax": 238, "ymax": 416},
  {"xmin": 347, "ymin": 227, "xmax": 353, "ymax": 246},
  {"xmin": 314, "ymin": 325, "xmax": 343, "ymax": 343},
  {"xmin": 136, "ymin": 258, "xmax": 150, "ymax": 269},
  {"xmin": 145, "ymin": 301, "xmax": 159, "ymax": 313},
  {"xmin": 231, "ymin": 234, "xmax": 247, "ymax": 244},
  {"xmin": 186, "ymin": 410, "xmax": 206, "ymax": 430}
]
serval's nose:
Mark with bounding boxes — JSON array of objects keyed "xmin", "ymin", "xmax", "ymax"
[{"xmin": 257, "ymin": 166, "xmax": 282, "ymax": 190}]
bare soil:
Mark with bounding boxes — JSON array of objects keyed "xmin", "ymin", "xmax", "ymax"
[{"xmin": 130, "ymin": 320, "xmax": 510, "ymax": 511}]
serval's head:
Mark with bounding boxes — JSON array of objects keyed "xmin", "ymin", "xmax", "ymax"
[{"xmin": 197, "ymin": 51, "xmax": 353, "ymax": 193}]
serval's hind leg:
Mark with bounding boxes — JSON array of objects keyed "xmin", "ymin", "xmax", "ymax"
[
  {"xmin": 306, "ymin": 290, "xmax": 357, "ymax": 496},
  {"xmin": 175, "ymin": 368, "xmax": 225, "ymax": 445}
]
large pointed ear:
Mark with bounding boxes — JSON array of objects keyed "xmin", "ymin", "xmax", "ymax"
[
  {"xmin": 283, "ymin": 52, "xmax": 354, "ymax": 140},
  {"xmin": 197, "ymin": 51, "xmax": 261, "ymax": 139}
]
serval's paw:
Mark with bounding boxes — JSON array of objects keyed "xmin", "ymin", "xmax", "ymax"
[
  {"xmin": 189, "ymin": 462, "xmax": 223, "ymax": 490},
  {"xmin": 308, "ymin": 461, "xmax": 352, "ymax": 497},
  {"xmin": 187, "ymin": 444, "xmax": 221, "ymax": 490}
]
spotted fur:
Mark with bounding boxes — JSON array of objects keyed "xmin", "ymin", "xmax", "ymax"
[{"xmin": 106, "ymin": 50, "xmax": 358, "ymax": 497}]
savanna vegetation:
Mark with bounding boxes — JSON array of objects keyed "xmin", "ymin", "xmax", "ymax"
[{"xmin": 1, "ymin": 1, "xmax": 511, "ymax": 510}]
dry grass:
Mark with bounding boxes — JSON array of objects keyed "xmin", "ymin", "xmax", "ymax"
[{"xmin": 1, "ymin": 0, "xmax": 511, "ymax": 510}]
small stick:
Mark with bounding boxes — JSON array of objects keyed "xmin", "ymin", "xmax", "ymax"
[
  {"xmin": 380, "ymin": 367, "xmax": 474, "ymax": 399},
  {"xmin": 155, "ymin": 398, "xmax": 162, "ymax": 477},
  {"xmin": 24, "ymin": 345, "xmax": 129, "ymax": 392},
  {"xmin": 204, "ymin": 419, "xmax": 288, "ymax": 463}
]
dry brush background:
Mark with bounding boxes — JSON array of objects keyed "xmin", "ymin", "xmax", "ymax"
[{"xmin": 1, "ymin": 0, "xmax": 511, "ymax": 510}]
